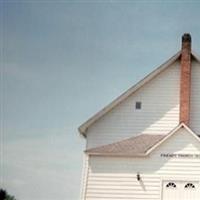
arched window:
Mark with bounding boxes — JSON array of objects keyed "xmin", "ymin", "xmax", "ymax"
[
  {"xmin": 185, "ymin": 183, "xmax": 195, "ymax": 189},
  {"xmin": 166, "ymin": 182, "xmax": 176, "ymax": 188}
]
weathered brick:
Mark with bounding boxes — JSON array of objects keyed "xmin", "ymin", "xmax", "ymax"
[{"xmin": 180, "ymin": 33, "xmax": 191, "ymax": 125}]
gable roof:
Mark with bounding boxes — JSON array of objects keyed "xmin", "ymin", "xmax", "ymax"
[
  {"xmin": 146, "ymin": 123, "xmax": 200, "ymax": 155},
  {"xmin": 86, "ymin": 123, "xmax": 200, "ymax": 157},
  {"xmin": 79, "ymin": 51, "xmax": 200, "ymax": 137}
]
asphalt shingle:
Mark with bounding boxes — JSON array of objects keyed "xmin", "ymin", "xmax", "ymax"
[{"xmin": 86, "ymin": 134, "xmax": 165, "ymax": 156}]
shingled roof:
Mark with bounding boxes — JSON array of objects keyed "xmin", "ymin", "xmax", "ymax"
[
  {"xmin": 86, "ymin": 123, "xmax": 200, "ymax": 157},
  {"xmin": 86, "ymin": 134, "xmax": 165, "ymax": 157}
]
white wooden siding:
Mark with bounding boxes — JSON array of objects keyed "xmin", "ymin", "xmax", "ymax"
[
  {"xmin": 80, "ymin": 154, "xmax": 89, "ymax": 200},
  {"xmin": 85, "ymin": 128, "xmax": 200, "ymax": 200},
  {"xmin": 87, "ymin": 61, "xmax": 180, "ymax": 148},
  {"xmin": 190, "ymin": 59, "xmax": 200, "ymax": 134}
]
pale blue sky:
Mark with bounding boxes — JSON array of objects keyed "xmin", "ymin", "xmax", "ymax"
[{"xmin": 1, "ymin": 1, "xmax": 200, "ymax": 200}]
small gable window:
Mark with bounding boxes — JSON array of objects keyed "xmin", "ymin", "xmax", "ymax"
[{"xmin": 135, "ymin": 102, "xmax": 142, "ymax": 110}]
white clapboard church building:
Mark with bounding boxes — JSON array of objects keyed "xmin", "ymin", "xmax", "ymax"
[{"xmin": 79, "ymin": 34, "xmax": 200, "ymax": 200}]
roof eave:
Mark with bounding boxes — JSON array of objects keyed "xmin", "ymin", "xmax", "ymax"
[{"xmin": 86, "ymin": 152, "xmax": 148, "ymax": 157}]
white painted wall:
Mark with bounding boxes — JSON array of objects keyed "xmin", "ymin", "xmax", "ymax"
[
  {"xmin": 190, "ymin": 59, "xmax": 200, "ymax": 135},
  {"xmin": 85, "ymin": 128, "xmax": 200, "ymax": 200},
  {"xmin": 86, "ymin": 61, "xmax": 180, "ymax": 148},
  {"xmin": 80, "ymin": 154, "xmax": 89, "ymax": 200}
]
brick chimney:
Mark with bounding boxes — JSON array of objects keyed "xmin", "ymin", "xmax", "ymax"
[{"xmin": 180, "ymin": 33, "xmax": 192, "ymax": 125}]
